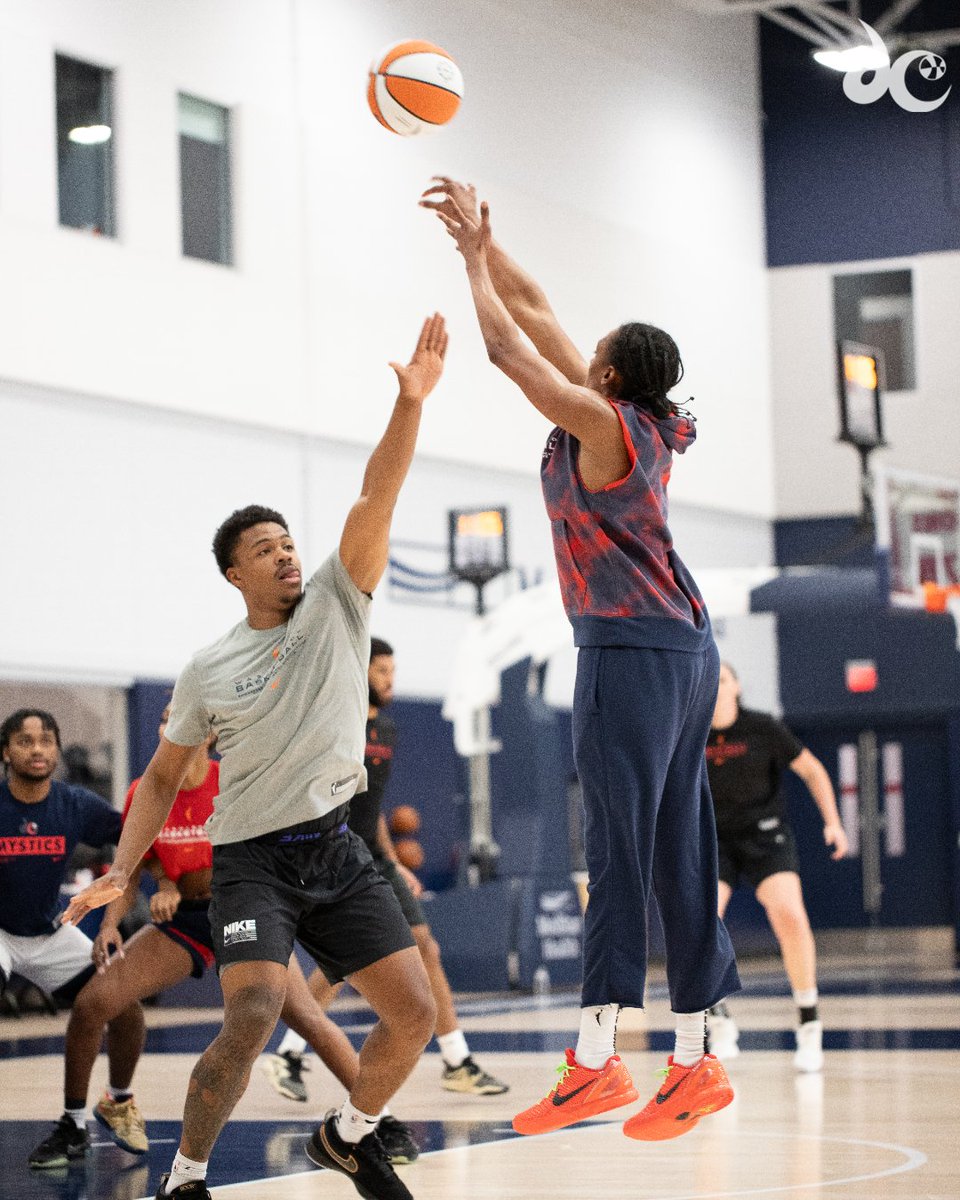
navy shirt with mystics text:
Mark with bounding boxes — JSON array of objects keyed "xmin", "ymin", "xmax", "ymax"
[{"xmin": 0, "ymin": 781, "xmax": 122, "ymax": 936}]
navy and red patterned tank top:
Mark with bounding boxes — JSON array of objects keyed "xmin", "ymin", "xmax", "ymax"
[{"xmin": 540, "ymin": 399, "xmax": 710, "ymax": 650}]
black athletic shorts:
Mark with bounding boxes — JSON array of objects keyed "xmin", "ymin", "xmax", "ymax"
[
  {"xmin": 156, "ymin": 898, "xmax": 216, "ymax": 979},
  {"xmin": 373, "ymin": 855, "xmax": 426, "ymax": 929},
  {"xmin": 210, "ymin": 806, "xmax": 415, "ymax": 982},
  {"xmin": 716, "ymin": 817, "xmax": 801, "ymax": 891}
]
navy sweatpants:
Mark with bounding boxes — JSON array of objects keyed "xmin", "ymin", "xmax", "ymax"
[{"xmin": 573, "ymin": 640, "xmax": 740, "ymax": 1012}]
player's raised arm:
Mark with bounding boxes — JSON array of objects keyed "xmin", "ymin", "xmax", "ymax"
[
  {"xmin": 421, "ymin": 176, "xmax": 587, "ymax": 385},
  {"xmin": 62, "ymin": 737, "xmax": 199, "ymax": 924},
  {"xmin": 339, "ymin": 314, "xmax": 448, "ymax": 594},
  {"xmin": 432, "ymin": 198, "xmax": 627, "ymax": 480}
]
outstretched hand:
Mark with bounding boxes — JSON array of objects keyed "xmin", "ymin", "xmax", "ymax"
[
  {"xmin": 420, "ymin": 176, "xmax": 481, "ymax": 225},
  {"xmin": 389, "ymin": 313, "xmax": 449, "ymax": 401},
  {"xmin": 420, "ymin": 177, "xmax": 492, "ymax": 267},
  {"xmin": 61, "ymin": 868, "xmax": 128, "ymax": 927}
]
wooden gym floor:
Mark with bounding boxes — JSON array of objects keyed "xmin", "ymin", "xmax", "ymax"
[{"xmin": 1, "ymin": 927, "xmax": 957, "ymax": 1200}]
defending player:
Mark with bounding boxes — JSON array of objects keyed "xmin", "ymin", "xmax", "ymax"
[
  {"xmin": 0, "ymin": 708, "xmax": 142, "ymax": 1169},
  {"xmin": 268, "ymin": 637, "xmax": 508, "ymax": 1102},
  {"xmin": 705, "ymin": 662, "xmax": 848, "ymax": 1071},
  {"xmin": 62, "ymin": 314, "xmax": 448, "ymax": 1200},
  {"xmin": 422, "ymin": 180, "xmax": 738, "ymax": 1142},
  {"xmin": 31, "ymin": 705, "xmax": 418, "ymax": 1168}
]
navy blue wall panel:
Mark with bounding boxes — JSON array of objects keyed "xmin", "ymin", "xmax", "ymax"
[
  {"xmin": 381, "ymin": 697, "xmax": 463, "ymax": 892},
  {"xmin": 491, "ymin": 659, "xmax": 573, "ymax": 880},
  {"xmin": 127, "ymin": 680, "xmax": 176, "ymax": 780},
  {"xmin": 761, "ymin": 3, "xmax": 960, "ymax": 266}
]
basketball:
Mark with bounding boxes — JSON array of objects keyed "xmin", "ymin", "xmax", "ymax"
[
  {"xmin": 389, "ymin": 804, "xmax": 421, "ymax": 835},
  {"xmin": 394, "ymin": 837, "xmax": 425, "ymax": 871},
  {"xmin": 367, "ymin": 40, "xmax": 463, "ymax": 137}
]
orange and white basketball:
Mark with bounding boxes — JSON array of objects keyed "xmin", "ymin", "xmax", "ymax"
[{"xmin": 368, "ymin": 40, "xmax": 463, "ymax": 136}]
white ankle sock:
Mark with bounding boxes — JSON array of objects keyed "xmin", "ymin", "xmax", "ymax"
[
  {"xmin": 336, "ymin": 1099, "xmax": 379, "ymax": 1145},
  {"xmin": 574, "ymin": 1004, "xmax": 620, "ymax": 1069},
  {"xmin": 793, "ymin": 987, "xmax": 818, "ymax": 1009},
  {"xmin": 64, "ymin": 1106, "xmax": 88, "ymax": 1129},
  {"xmin": 107, "ymin": 1085, "xmax": 133, "ymax": 1102},
  {"xmin": 277, "ymin": 1029, "xmax": 308, "ymax": 1057},
  {"xmin": 166, "ymin": 1151, "xmax": 208, "ymax": 1193},
  {"xmin": 437, "ymin": 1029, "xmax": 470, "ymax": 1069},
  {"xmin": 673, "ymin": 1010, "xmax": 707, "ymax": 1066}
]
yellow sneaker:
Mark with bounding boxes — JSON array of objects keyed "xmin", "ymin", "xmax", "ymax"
[{"xmin": 94, "ymin": 1093, "xmax": 148, "ymax": 1154}]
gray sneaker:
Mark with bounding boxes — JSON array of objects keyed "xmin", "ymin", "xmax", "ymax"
[{"xmin": 265, "ymin": 1050, "xmax": 309, "ymax": 1102}]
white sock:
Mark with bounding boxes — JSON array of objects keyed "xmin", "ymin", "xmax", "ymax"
[
  {"xmin": 277, "ymin": 1029, "xmax": 308, "ymax": 1057},
  {"xmin": 166, "ymin": 1151, "xmax": 208, "ymax": 1193},
  {"xmin": 107, "ymin": 1085, "xmax": 133, "ymax": 1102},
  {"xmin": 437, "ymin": 1029, "xmax": 470, "ymax": 1069},
  {"xmin": 64, "ymin": 1106, "xmax": 88, "ymax": 1129},
  {"xmin": 574, "ymin": 1004, "xmax": 620, "ymax": 1069},
  {"xmin": 336, "ymin": 1099, "xmax": 379, "ymax": 1145},
  {"xmin": 673, "ymin": 1010, "xmax": 707, "ymax": 1066},
  {"xmin": 793, "ymin": 987, "xmax": 818, "ymax": 1009}
]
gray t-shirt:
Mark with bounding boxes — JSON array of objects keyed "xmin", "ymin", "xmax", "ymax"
[{"xmin": 164, "ymin": 552, "xmax": 370, "ymax": 845}]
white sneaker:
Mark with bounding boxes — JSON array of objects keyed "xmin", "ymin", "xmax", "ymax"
[
  {"xmin": 706, "ymin": 1013, "xmax": 740, "ymax": 1059},
  {"xmin": 794, "ymin": 1020, "xmax": 824, "ymax": 1072}
]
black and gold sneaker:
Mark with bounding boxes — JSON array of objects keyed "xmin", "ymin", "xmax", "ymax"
[
  {"xmin": 376, "ymin": 1114, "xmax": 420, "ymax": 1164},
  {"xmin": 28, "ymin": 1116, "xmax": 90, "ymax": 1169},
  {"xmin": 306, "ymin": 1110, "xmax": 413, "ymax": 1200},
  {"xmin": 154, "ymin": 1176, "xmax": 212, "ymax": 1199}
]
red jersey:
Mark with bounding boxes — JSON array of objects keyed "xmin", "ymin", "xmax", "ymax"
[
  {"xmin": 540, "ymin": 400, "xmax": 709, "ymax": 650},
  {"xmin": 122, "ymin": 760, "xmax": 218, "ymax": 882}
]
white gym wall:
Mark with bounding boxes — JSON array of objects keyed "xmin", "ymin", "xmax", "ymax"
[{"xmin": 0, "ymin": 0, "xmax": 775, "ymax": 694}]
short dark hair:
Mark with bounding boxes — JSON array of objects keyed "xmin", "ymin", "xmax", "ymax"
[
  {"xmin": 1, "ymin": 709, "xmax": 61, "ymax": 759},
  {"xmin": 212, "ymin": 505, "xmax": 288, "ymax": 576},
  {"xmin": 608, "ymin": 323, "xmax": 685, "ymax": 420},
  {"xmin": 370, "ymin": 637, "xmax": 394, "ymax": 661}
]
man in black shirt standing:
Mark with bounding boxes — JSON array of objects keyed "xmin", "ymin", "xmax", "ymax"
[
  {"xmin": 705, "ymin": 664, "xmax": 848, "ymax": 1072},
  {"xmin": 268, "ymin": 638, "xmax": 508, "ymax": 1105}
]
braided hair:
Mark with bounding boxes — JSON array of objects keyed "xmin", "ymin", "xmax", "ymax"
[{"xmin": 607, "ymin": 323, "xmax": 685, "ymax": 420}]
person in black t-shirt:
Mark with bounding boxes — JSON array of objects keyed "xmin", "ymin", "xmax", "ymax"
[
  {"xmin": 268, "ymin": 638, "xmax": 509, "ymax": 1103},
  {"xmin": 704, "ymin": 664, "xmax": 848, "ymax": 1072},
  {"xmin": 0, "ymin": 708, "xmax": 147, "ymax": 1167}
]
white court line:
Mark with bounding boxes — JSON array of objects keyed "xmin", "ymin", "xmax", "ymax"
[{"xmin": 134, "ymin": 1122, "xmax": 929, "ymax": 1199}]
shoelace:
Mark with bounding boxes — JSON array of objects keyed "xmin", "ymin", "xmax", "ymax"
[{"xmin": 540, "ymin": 1058, "xmax": 576, "ymax": 1102}]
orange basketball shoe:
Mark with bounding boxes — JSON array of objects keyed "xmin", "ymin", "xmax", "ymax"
[
  {"xmin": 623, "ymin": 1054, "xmax": 733, "ymax": 1141},
  {"xmin": 512, "ymin": 1048, "xmax": 639, "ymax": 1135}
]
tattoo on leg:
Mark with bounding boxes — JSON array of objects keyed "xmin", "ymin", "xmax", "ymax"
[{"xmin": 178, "ymin": 985, "xmax": 279, "ymax": 1161}]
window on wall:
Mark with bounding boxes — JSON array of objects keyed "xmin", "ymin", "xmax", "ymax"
[
  {"xmin": 56, "ymin": 55, "xmax": 115, "ymax": 236},
  {"xmin": 179, "ymin": 94, "xmax": 232, "ymax": 265},
  {"xmin": 833, "ymin": 270, "xmax": 915, "ymax": 392}
]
